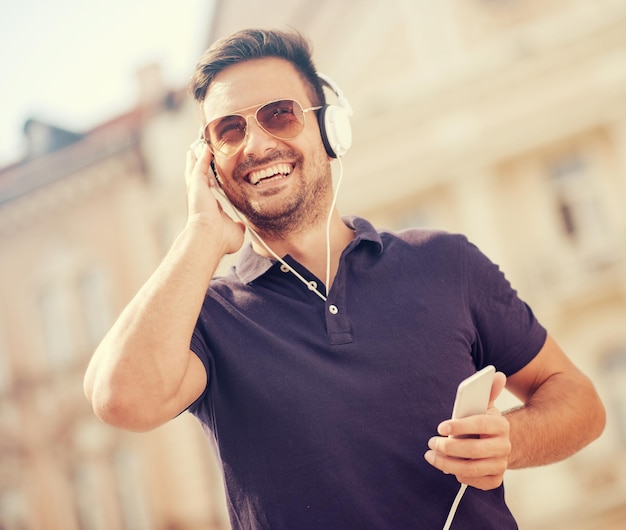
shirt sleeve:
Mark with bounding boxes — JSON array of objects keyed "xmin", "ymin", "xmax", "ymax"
[
  {"xmin": 186, "ymin": 308, "xmax": 213, "ymax": 415},
  {"xmin": 462, "ymin": 237, "xmax": 547, "ymax": 376}
]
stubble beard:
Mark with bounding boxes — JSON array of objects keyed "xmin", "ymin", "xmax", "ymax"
[{"xmin": 224, "ymin": 149, "xmax": 333, "ymax": 239}]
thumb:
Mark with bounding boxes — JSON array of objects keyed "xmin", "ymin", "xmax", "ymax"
[{"xmin": 488, "ymin": 371, "xmax": 507, "ymax": 408}]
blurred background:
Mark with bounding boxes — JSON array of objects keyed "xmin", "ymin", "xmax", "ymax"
[{"xmin": 1, "ymin": 0, "xmax": 625, "ymax": 528}]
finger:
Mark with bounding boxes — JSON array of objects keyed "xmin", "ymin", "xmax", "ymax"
[
  {"xmin": 488, "ymin": 371, "xmax": 507, "ymax": 407},
  {"xmin": 425, "ymin": 448, "xmax": 505, "ymax": 474},
  {"xmin": 185, "ymin": 148, "xmax": 197, "ymax": 185},
  {"xmin": 428, "ymin": 433, "xmax": 510, "ymax": 460},
  {"xmin": 196, "ymin": 143, "xmax": 218, "ymax": 188},
  {"xmin": 424, "ymin": 449, "xmax": 507, "ymax": 487},
  {"xmin": 185, "ymin": 141, "xmax": 214, "ymax": 188},
  {"xmin": 439, "ymin": 412, "xmax": 508, "ymax": 439},
  {"xmin": 457, "ymin": 472, "xmax": 504, "ymax": 491}
]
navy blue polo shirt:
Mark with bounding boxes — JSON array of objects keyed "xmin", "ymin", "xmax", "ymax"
[{"xmin": 189, "ymin": 216, "xmax": 546, "ymax": 530}]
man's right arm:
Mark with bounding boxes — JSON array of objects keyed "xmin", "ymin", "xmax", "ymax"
[{"xmin": 83, "ymin": 146, "xmax": 245, "ymax": 432}]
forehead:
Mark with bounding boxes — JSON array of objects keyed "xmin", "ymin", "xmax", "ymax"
[{"xmin": 203, "ymin": 57, "xmax": 312, "ymax": 122}]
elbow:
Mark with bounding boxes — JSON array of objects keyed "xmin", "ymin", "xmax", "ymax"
[
  {"xmin": 83, "ymin": 363, "xmax": 97, "ymax": 409},
  {"xmin": 83, "ymin": 374, "xmax": 161, "ymax": 433},
  {"xmin": 89, "ymin": 389, "xmax": 159, "ymax": 433},
  {"xmin": 572, "ymin": 374, "xmax": 607, "ymax": 449},
  {"xmin": 82, "ymin": 350, "xmax": 166, "ymax": 432}
]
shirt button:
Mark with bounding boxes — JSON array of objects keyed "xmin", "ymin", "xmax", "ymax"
[
  {"xmin": 280, "ymin": 264, "xmax": 290, "ymax": 273},
  {"xmin": 329, "ymin": 305, "xmax": 339, "ymax": 315}
]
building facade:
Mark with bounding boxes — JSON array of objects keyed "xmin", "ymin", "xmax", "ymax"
[
  {"xmin": 1, "ymin": 0, "xmax": 626, "ymax": 528},
  {"xmin": 0, "ymin": 72, "xmax": 230, "ymax": 529}
]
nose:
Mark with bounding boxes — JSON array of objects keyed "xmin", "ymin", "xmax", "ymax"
[{"xmin": 241, "ymin": 115, "xmax": 279, "ymax": 157}]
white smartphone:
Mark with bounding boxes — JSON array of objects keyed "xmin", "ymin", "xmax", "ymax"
[{"xmin": 451, "ymin": 365, "xmax": 496, "ymax": 420}]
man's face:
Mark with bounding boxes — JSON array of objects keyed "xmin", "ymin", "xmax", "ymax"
[{"xmin": 202, "ymin": 57, "xmax": 333, "ymax": 236}]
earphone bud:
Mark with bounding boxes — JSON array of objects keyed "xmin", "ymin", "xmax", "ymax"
[
  {"xmin": 317, "ymin": 73, "xmax": 353, "ymax": 158},
  {"xmin": 210, "ymin": 159, "xmax": 223, "ymax": 188}
]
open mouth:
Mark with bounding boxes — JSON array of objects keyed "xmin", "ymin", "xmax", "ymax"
[{"xmin": 248, "ymin": 163, "xmax": 293, "ymax": 186}]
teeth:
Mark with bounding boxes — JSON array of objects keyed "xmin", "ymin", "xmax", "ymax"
[{"xmin": 249, "ymin": 164, "xmax": 292, "ymax": 185}]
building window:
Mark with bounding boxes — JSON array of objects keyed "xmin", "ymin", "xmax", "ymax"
[
  {"xmin": 479, "ymin": 0, "xmax": 520, "ymax": 6},
  {"xmin": 73, "ymin": 462, "xmax": 109, "ymax": 530},
  {"xmin": 0, "ymin": 327, "xmax": 10, "ymax": 392},
  {"xmin": 0, "ymin": 486, "xmax": 28, "ymax": 530},
  {"xmin": 548, "ymin": 152, "xmax": 607, "ymax": 257},
  {"xmin": 74, "ymin": 451, "xmax": 153, "ymax": 530},
  {"xmin": 113, "ymin": 450, "xmax": 154, "ymax": 530},
  {"xmin": 456, "ymin": 0, "xmax": 567, "ymax": 45},
  {"xmin": 601, "ymin": 347, "xmax": 626, "ymax": 446},
  {"xmin": 156, "ymin": 214, "xmax": 184, "ymax": 258},
  {"xmin": 39, "ymin": 283, "xmax": 76, "ymax": 370},
  {"xmin": 78, "ymin": 266, "xmax": 113, "ymax": 349}
]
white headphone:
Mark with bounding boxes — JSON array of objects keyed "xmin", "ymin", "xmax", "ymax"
[{"xmin": 317, "ymin": 73, "xmax": 353, "ymax": 158}]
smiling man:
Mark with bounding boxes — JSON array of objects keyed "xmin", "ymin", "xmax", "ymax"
[
  {"xmin": 200, "ymin": 56, "xmax": 344, "ymax": 243},
  {"xmin": 84, "ymin": 29, "xmax": 605, "ymax": 530}
]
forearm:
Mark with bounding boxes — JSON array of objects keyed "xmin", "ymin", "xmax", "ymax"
[
  {"xmin": 424, "ymin": 337, "xmax": 605, "ymax": 488},
  {"xmin": 84, "ymin": 222, "xmax": 225, "ymax": 425},
  {"xmin": 505, "ymin": 370, "xmax": 605, "ymax": 469}
]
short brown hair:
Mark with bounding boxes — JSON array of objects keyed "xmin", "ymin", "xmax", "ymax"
[{"xmin": 188, "ymin": 28, "xmax": 326, "ymax": 109}]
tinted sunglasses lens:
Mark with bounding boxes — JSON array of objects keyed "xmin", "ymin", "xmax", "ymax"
[
  {"xmin": 204, "ymin": 100, "xmax": 307, "ymax": 157},
  {"xmin": 205, "ymin": 115, "xmax": 247, "ymax": 157},
  {"xmin": 257, "ymin": 100, "xmax": 304, "ymax": 138}
]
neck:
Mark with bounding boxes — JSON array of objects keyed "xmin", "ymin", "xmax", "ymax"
[
  {"xmin": 250, "ymin": 210, "xmax": 354, "ymax": 290},
  {"xmin": 247, "ymin": 156, "xmax": 350, "ymax": 293}
]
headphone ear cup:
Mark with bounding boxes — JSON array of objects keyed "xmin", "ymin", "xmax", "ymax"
[{"xmin": 319, "ymin": 104, "xmax": 352, "ymax": 158}]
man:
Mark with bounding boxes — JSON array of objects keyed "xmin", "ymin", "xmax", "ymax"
[{"xmin": 84, "ymin": 29, "xmax": 605, "ymax": 529}]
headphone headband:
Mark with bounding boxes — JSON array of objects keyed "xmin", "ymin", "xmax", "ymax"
[{"xmin": 317, "ymin": 73, "xmax": 353, "ymax": 117}]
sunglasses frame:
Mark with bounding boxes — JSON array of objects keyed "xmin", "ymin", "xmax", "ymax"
[{"xmin": 203, "ymin": 99, "xmax": 322, "ymax": 158}]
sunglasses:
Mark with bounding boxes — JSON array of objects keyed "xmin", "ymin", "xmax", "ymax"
[{"xmin": 203, "ymin": 99, "xmax": 322, "ymax": 158}]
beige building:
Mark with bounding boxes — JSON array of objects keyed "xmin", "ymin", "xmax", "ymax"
[
  {"xmin": 0, "ymin": 77, "xmax": 229, "ymax": 528},
  {"xmin": 1, "ymin": 0, "xmax": 626, "ymax": 528}
]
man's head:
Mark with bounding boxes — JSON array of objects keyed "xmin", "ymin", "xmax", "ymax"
[
  {"xmin": 189, "ymin": 30, "xmax": 338, "ymax": 237},
  {"xmin": 189, "ymin": 29, "xmax": 326, "ymax": 114}
]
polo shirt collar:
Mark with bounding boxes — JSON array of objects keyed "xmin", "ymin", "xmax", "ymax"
[{"xmin": 235, "ymin": 216, "xmax": 383, "ymax": 285}]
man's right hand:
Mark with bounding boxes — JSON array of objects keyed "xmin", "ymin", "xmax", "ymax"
[{"xmin": 185, "ymin": 141, "xmax": 245, "ymax": 256}]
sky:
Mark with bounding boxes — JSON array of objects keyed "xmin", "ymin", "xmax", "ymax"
[{"xmin": 0, "ymin": 0, "xmax": 215, "ymax": 166}]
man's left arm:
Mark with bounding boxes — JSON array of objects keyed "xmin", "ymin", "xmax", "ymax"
[
  {"xmin": 504, "ymin": 334, "xmax": 606, "ymax": 468},
  {"xmin": 425, "ymin": 334, "xmax": 606, "ymax": 489}
]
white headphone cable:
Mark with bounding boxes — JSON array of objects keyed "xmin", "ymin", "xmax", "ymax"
[
  {"xmin": 325, "ymin": 156, "xmax": 344, "ymax": 296},
  {"xmin": 211, "ymin": 157, "xmax": 344, "ymax": 303},
  {"xmin": 443, "ymin": 483, "xmax": 467, "ymax": 530}
]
